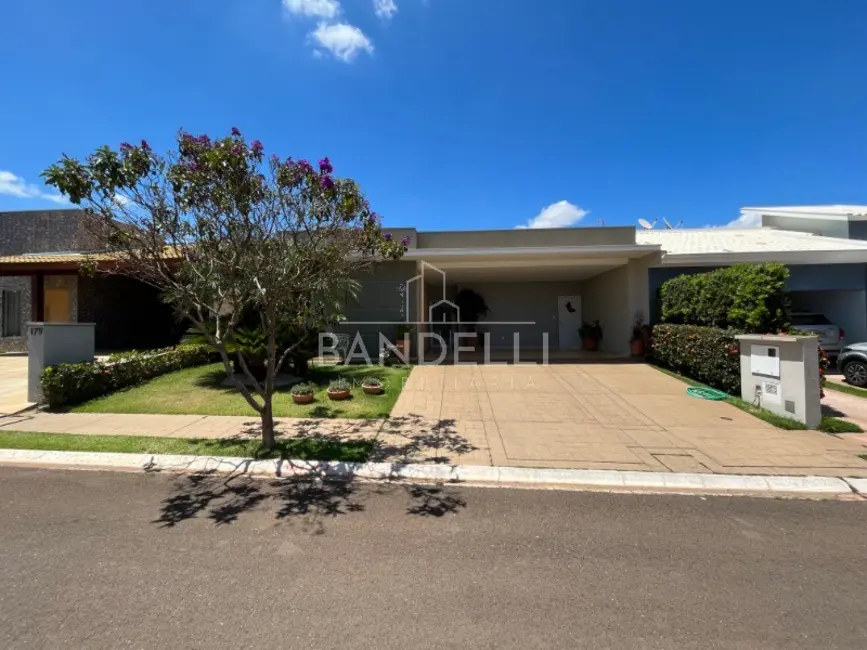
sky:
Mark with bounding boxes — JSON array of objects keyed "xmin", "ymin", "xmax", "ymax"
[{"xmin": 1, "ymin": 0, "xmax": 866, "ymax": 230}]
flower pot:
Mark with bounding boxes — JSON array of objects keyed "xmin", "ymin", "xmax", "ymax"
[
  {"xmin": 630, "ymin": 339, "xmax": 645, "ymax": 357},
  {"xmin": 582, "ymin": 337, "xmax": 599, "ymax": 351},
  {"xmin": 362, "ymin": 385, "xmax": 383, "ymax": 395},
  {"xmin": 327, "ymin": 389, "xmax": 351, "ymax": 401},
  {"xmin": 292, "ymin": 393, "xmax": 315, "ymax": 405}
]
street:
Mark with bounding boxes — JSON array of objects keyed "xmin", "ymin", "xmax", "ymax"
[{"xmin": 1, "ymin": 467, "xmax": 865, "ymax": 649}]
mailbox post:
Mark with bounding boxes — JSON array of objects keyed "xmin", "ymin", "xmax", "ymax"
[
  {"xmin": 735, "ymin": 334, "xmax": 821, "ymax": 429},
  {"xmin": 27, "ymin": 322, "xmax": 96, "ymax": 403}
]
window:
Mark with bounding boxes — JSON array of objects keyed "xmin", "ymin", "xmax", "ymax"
[{"xmin": 2, "ymin": 290, "xmax": 22, "ymax": 337}]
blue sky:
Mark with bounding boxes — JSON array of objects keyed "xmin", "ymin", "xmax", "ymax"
[{"xmin": 1, "ymin": 0, "xmax": 866, "ymax": 229}]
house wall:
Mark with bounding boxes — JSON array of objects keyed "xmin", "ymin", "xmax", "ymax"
[
  {"xmin": 0, "ymin": 209, "xmax": 99, "ymax": 255},
  {"xmin": 454, "ymin": 281, "xmax": 582, "ymax": 349},
  {"xmin": 0, "ymin": 277, "xmax": 32, "ymax": 352},
  {"xmin": 416, "ymin": 227, "xmax": 635, "ymax": 250},
  {"xmin": 581, "ymin": 266, "xmax": 630, "ymax": 355},
  {"xmin": 336, "ymin": 261, "xmax": 418, "ymax": 357},
  {"xmin": 760, "ymin": 214, "xmax": 851, "ymax": 239}
]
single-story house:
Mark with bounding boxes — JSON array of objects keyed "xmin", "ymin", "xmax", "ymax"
[{"xmin": 2, "ymin": 205, "xmax": 867, "ymax": 356}]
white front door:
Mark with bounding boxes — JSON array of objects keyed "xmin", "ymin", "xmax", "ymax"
[{"xmin": 557, "ymin": 296, "xmax": 582, "ymax": 349}]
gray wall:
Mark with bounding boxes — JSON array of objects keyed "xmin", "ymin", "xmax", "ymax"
[
  {"xmin": 456, "ymin": 281, "xmax": 582, "ymax": 349},
  {"xmin": 581, "ymin": 266, "xmax": 630, "ymax": 355},
  {"xmin": 417, "ymin": 227, "xmax": 636, "ymax": 249},
  {"xmin": 0, "ymin": 277, "xmax": 31, "ymax": 352},
  {"xmin": 0, "ymin": 209, "xmax": 100, "ymax": 255}
]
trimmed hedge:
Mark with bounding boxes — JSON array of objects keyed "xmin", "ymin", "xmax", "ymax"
[
  {"xmin": 649, "ymin": 324, "xmax": 741, "ymax": 394},
  {"xmin": 41, "ymin": 345, "xmax": 212, "ymax": 409},
  {"xmin": 659, "ymin": 263, "xmax": 790, "ymax": 333}
]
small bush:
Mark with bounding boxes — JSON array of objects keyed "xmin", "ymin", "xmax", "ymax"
[
  {"xmin": 41, "ymin": 345, "xmax": 211, "ymax": 409},
  {"xmin": 361, "ymin": 376, "xmax": 382, "ymax": 388},
  {"xmin": 659, "ymin": 263, "xmax": 790, "ymax": 333},
  {"xmin": 328, "ymin": 378, "xmax": 352, "ymax": 392},
  {"xmin": 289, "ymin": 382, "xmax": 316, "ymax": 396},
  {"xmin": 649, "ymin": 324, "xmax": 741, "ymax": 394}
]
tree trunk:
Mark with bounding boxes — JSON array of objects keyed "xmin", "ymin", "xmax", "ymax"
[{"xmin": 261, "ymin": 401, "xmax": 276, "ymax": 450}]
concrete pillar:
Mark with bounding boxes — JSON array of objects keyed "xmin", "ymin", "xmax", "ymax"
[
  {"xmin": 736, "ymin": 334, "xmax": 822, "ymax": 428},
  {"xmin": 27, "ymin": 322, "xmax": 95, "ymax": 403}
]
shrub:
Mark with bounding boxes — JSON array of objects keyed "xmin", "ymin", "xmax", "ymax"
[
  {"xmin": 41, "ymin": 345, "xmax": 211, "ymax": 408},
  {"xmin": 328, "ymin": 378, "xmax": 352, "ymax": 392},
  {"xmin": 361, "ymin": 376, "xmax": 382, "ymax": 388},
  {"xmin": 649, "ymin": 324, "xmax": 741, "ymax": 394},
  {"xmin": 659, "ymin": 263, "xmax": 790, "ymax": 333},
  {"xmin": 289, "ymin": 382, "xmax": 316, "ymax": 396}
]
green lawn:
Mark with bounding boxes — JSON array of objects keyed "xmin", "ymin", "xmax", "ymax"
[
  {"xmin": 69, "ymin": 363, "xmax": 412, "ymax": 419},
  {"xmin": 0, "ymin": 430, "xmax": 372, "ymax": 461},
  {"xmin": 651, "ymin": 365, "xmax": 863, "ymax": 433},
  {"xmin": 825, "ymin": 380, "xmax": 867, "ymax": 399}
]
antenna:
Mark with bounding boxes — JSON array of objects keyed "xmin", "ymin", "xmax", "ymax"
[
  {"xmin": 596, "ymin": 218, "xmax": 605, "ymax": 226},
  {"xmin": 675, "ymin": 220, "xmax": 684, "ymax": 228},
  {"xmin": 663, "ymin": 217, "xmax": 673, "ymax": 230},
  {"xmin": 638, "ymin": 218, "xmax": 655, "ymax": 230}
]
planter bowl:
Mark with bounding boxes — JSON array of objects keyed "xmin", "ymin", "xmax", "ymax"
[
  {"xmin": 630, "ymin": 340, "xmax": 645, "ymax": 357},
  {"xmin": 292, "ymin": 393, "xmax": 315, "ymax": 405},
  {"xmin": 362, "ymin": 384, "xmax": 383, "ymax": 395},
  {"xmin": 327, "ymin": 389, "xmax": 351, "ymax": 401},
  {"xmin": 582, "ymin": 337, "xmax": 599, "ymax": 352}
]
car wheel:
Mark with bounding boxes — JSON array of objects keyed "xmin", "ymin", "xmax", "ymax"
[{"xmin": 843, "ymin": 360, "xmax": 867, "ymax": 388}]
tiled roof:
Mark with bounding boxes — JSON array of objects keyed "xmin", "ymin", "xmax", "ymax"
[
  {"xmin": 636, "ymin": 228, "xmax": 867, "ymax": 256},
  {"xmin": 0, "ymin": 251, "xmax": 122, "ymax": 264}
]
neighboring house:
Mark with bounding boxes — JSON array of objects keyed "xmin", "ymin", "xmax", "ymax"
[
  {"xmin": 0, "ymin": 210, "xmax": 184, "ymax": 352},
  {"xmin": 2, "ymin": 206, "xmax": 867, "ymax": 356}
]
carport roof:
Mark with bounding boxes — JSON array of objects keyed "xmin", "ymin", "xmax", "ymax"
[{"xmin": 638, "ymin": 227, "xmax": 867, "ymax": 266}]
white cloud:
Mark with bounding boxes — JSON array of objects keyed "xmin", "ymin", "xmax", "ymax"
[
  {"xmin": 310, "ymin": 22, "xmax": 374, "ymax": 62},
  {"xmin": 373, "ymin": 0, "xmax": 398, "ymax": 19},
  {"xmin": 726, "ymin": 211, "xmax": 762, "ymax": 228},
  {"xmin": 283, "ymin": 0, "xmax": 341, "ymax": 18},
  {"xmin": 0, "ymin": 170, "xmax": 68, "ymax": 205},
  {"xmin": 113, "ymin": 193, "xmax": 131, "ymax": 206},
  {"xmin": 516, "ymin": 200, "xmax": 589, "ymax": 229}
]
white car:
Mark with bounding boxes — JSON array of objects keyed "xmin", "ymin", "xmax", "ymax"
[{"xmin": 791, "ymin": 312, "xmax": 845, "ymax": 356}]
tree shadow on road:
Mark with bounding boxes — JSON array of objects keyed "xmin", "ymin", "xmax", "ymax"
[{"xmin": 151, "ymin": 413, "xmax": 475, "ymax": 532}]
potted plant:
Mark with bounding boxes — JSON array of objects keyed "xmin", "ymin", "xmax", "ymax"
[
  {"xmin": 395, "ymin": 324, "xmax": 413, "ymax": 359},
  {"xmin": 361, "ymin": 376, "xmax": 384, "ymax": 395},
  {"xmin": 290, "ymin": 382, "xmax": 316, "ymax": 405},
  {"xmin": 327, "ymin": 378, "xmax": 352, "ymax": 401},
  {"xmin": 578, "ymin": 320, "xmax": 602, "ymax": 351},
  {"xmin": 454, "ymin": 288, "xmax": 490, "ymax": 349},
  {"xmin": 630, "ymin": 314, "xmax": 648, "ymax": 357}
]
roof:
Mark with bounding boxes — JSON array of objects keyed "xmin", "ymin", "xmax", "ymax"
[
  {"xmin": 0, "ymin": 248, "xmax": 180, "ymax": 275},
  {"xmin": 637, "ymin": 227, "xmax": 867, "ymax": 266},
  {"xmin": 741, "ymin": 205, "xmax": 867, "ymax": 220}
]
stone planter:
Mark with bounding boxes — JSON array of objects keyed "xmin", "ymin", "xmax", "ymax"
[
  {"xmin": 292, "ymin": 393, "xmax": 315, "ymax": 405},
  {"xmin": 362, "ymin": 384, "xmax": 383, "ymax": 395},
  {"xmin": 630, "ymin": 339, "xmax": 645, "ymax": 357},
  {"xmin": 582, "ymin": 337, "xmax": 599, "ymax": 351},
  {"xmin": 327, "ymin": 389, "xmax": 351, "ymax": 401}
]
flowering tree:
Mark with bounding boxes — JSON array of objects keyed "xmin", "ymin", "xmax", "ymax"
[{"xmin": 43, "ymin": 129, "xmax": 406, "ymax": 449}]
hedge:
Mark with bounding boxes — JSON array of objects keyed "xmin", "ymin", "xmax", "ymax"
[
  {"xmin": 41, "ymin": 345, "xmax": 212, "ymax": 409},
  {"xmin": 659, "ymin": 263, "xmax": 790, "ymax": 333},
  {"xmin": 648, "ymin": 324, "xmax": 741, "ymax": 394}
]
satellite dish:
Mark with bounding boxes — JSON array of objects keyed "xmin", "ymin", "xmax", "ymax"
[
  {"xmin": 663, "ymin": 217, "xmax": 673, "ymax": 230},
  {"xmin": 675, "ymin": 220, "xmax": 684, "ymax": 228},
  {"xmin": 638, "ymin": 218, "xmax": 655, "ymax": 230}
]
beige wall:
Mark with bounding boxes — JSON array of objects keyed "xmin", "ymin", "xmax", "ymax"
[{"xmin": 417, "ymin": 227, "xmax": 635, "ymax": 250}]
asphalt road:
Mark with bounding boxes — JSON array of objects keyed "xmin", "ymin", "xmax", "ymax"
[{"xmin": 1, "ymin": 468, "xmax": 866, "ymax": 649}]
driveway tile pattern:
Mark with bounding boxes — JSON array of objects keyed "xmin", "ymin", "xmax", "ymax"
[
  {"xmin": 391, "ymin": 363, "xmax": 867, "ymax": 477},
  {"xmin": 0, "ymin": 355, "xmax": 33, "ymax": 416}
]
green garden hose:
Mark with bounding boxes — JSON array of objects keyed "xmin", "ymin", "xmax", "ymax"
[{"xmin": 685, "ymin": 386, "xmax": 728, "ymax": 401}]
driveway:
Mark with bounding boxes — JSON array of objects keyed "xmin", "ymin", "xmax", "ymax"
[
  {"xmin": 0, "ymin": 355, "xmax": 32, "ymax": 416},
  {"xmin": 391, "ymin": 363, "xmax": 867, "ymax": 477}
]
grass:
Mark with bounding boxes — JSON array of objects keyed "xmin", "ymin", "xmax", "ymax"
[
  {"xmin": 650, "ymin": 365, "xmax": 863, "ymax": 433},
  {"xmin": 68, "ymin": 363, "xmax": 412, "ymax": 419},
  {"xmin": 0, "ymin": 430, "xmax": 373, "ymax": 461},
  {"xmin": 825, "ymin": 380, "xmax": 867, "ymax": 399}
]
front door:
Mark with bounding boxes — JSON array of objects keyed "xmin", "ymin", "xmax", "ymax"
[
  {"xmin": 557, "ymin": 296, "xmax": 581, "ymax": 349},
  {"xmin": 44, "ymin": 287, "xmax": 71, "ymax": 323}
]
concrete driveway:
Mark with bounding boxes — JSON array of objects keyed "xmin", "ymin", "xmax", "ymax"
[
  {"xmin": 0, "ymin": 355, "xmax": 32, "ymax": 416},
  {"xmin": 391, "ymin": 363, "xmax": 867, "ymax": 476}
]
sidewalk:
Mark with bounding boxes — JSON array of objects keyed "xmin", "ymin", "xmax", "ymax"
[{"xmin": 2, "ymin": 410, "xmax": 867, "ymax": 477}]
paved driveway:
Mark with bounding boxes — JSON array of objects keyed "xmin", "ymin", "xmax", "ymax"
[
  {"xmin": 391, "ymin": 363, "xmax": 867, "ymax": 476},
  {"xmin": 0, "ymin": 355, "xmax": 32, "ymax": 416}
]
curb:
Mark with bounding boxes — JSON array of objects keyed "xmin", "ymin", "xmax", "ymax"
[{"xmin": 0, "ymin": 448, "xmax": 864, "ymax": 496}]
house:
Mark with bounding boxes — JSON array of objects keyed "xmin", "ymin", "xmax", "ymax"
[{"xmin": 2, "ymin": 206, "xmax": 867, "ymax": 356}]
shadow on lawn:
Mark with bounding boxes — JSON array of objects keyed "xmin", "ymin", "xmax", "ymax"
[{"xmin": 151, "ymin": 413, "xmax": 476, "ymax": 532}]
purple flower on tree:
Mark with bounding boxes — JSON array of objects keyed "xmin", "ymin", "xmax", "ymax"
[
  {"xmin": 140, "ymin": 140, "xmax": 150, "ymax": 151},
  {"xmin": 318, "ymin": 157, "xmax": 334, "ymax": 174},
  {"xmin": 231, "ymin": 127, "xmax": 241, "ymax": 137},
  {"xmin": 251, "ymin": 140, "xmax": 263, "ymax": 156},
  {"xmin": 320, "ymin": 175, "xmax": 335, "ymax": 191},
  {"xmin": 400, "ymin": 236, "xmax": 412, "ymax": 247},
  {"xmin": 384, "ymin": 232, "xmax": 393, "ymax": 241},
  {"xmin": 119, "ymin": 142, "xmax": 133, "ymax": 153}
]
